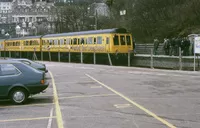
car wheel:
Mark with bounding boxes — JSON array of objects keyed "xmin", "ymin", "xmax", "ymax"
[{"xmin": 9, "ymin": 88, "xmax": 28, "ymax": 105}]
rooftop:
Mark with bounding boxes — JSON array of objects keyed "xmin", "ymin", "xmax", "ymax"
[{"xmin": 0, "ymin": 0, "xmax": 12, "ymax": 2}]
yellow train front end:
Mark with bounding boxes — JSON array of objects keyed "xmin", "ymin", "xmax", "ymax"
[{"xmin": 108, "ymin": 33, "xmax": 133, "ymax": 54}]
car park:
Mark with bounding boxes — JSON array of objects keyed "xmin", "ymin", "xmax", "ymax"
[
  {"xmin": 0, "ymin": 60, "xmax": 49, "ymax": 104},
  {"xmin": 8, "ymin": 58, "xmax": 48, "ymax": 73}
]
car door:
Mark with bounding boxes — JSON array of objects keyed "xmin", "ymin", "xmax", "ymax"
[{"xmin": 0, "ymin": 64, "xmax": 21, "ymax": 97}]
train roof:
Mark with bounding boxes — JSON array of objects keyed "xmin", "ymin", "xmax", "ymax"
[
  {"xmin": 42, "ymin": 28, "xmax": 128, "ymax": 38},
  {"xmin": 5, "ymin": 35, "xmax": 42, "ymax": 41}
]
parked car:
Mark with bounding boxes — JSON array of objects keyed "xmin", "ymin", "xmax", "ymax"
[
  {"xmin": 0, "ymin": 60, "xmax": 49, "ymax": 104},
  {"xmin": 8, "ymin": 58, "xmax": 48, "ymax": 73}
]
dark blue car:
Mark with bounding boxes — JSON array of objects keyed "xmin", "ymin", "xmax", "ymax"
[{"xmin": 0, "ymin": 60, "xmax": 49, "ymax": 104}]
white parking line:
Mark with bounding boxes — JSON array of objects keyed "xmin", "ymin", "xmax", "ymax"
[{"xmin": 47, "ymin": 108, "xmax": 54, "ymax": 128}]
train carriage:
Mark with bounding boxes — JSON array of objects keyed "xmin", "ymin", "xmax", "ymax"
[
  {"xmin": 20, "ymin": 36, "xmax": 41, "ymax": 52},
  {"xmin": 4, "ymin": 38, "xmax": 22, "ymax": 52},
  {"xmin": 0, "ymin": 39, "xmax": 5, "ymax": 57},
  {"xmin": 41, "ymin": 28, "xmax": 133, "ymax": 53},
  {"xmin": 1, "ymin": 28, "xmax": 134, "ymax": 64}
]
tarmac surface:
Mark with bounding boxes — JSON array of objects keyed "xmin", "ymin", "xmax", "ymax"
[{"xmin": 1, "ymin": 61, "xmax": 200, "ymax": 128}]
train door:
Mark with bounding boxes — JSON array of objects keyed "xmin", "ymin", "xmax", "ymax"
[
  {"xmin": 119, "ymin": 34, "xmax": 127, "ymax": 53},
  {"xmin": 111, "ymin": 34, "xmax": 120, "ymax": 54},
  {"xmin": 126, "ymin": 35, "xmax": 133, "ymax": 52},
  {"xmin": 105, "ymin": 36, "xmax": 110, "ymax": 53}
]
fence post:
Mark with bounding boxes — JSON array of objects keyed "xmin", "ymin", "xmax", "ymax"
[
  {"xmin": 107, "ymin": 53, "xmax": 113, "ymax": 66},
  {"xmin": 81, "ymin": 44, "xmax": 83, "ymax": 64},
  {"xmin": 128, "ymin": 51, "xmax": 130, "ymax": 67},
  {"xmin": 41, "ymin": 50, "xmax": 43, "ymax": 61},
  {"xmin": 194, "ymin": 53, "xmax": 196, "ymax": 71},
  {"xmin": 58, "ymin": 51, "xmax": 60, "ymax": 62},
  {"xmin": 68, "ymin": 51, "xmax": 71, "ymax": 63},
  {"xmin": 48, "ymin": 50, "xmax": 51, "ymax": 62},
  {"xmin": 9, "ymin": 51, "xmax": 11, "ymax": 58},
  {"xmin": 179, "ymin": 47, "xmax": 182, "ymax": 70},
  {"xmin": 93, "ymin": 50, "xmax": 96, "ymax": 64},
  {"xmin": 150, "ymin": 49, "xmax": 154, "ymax": 69}
]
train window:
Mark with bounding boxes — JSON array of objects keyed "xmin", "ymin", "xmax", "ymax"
[
  {"xmin": 70, "ymin": 39, "xmax": 73, "ymax": 45},
  {"xmin": 66, "ymin": 38, "xmax": 70, "ymax": 45},
  {"xmin": 106, "ymin": 37, "xmax": 110, "ymax": 44},
  {"xmin": 26, "ymin": 41, "xmax": 29, "ymax": 45},
  {"xmin": 77, "ymin": 38, "xmax": 80, "ymax": 44},
  {"xmin": 35, "ymin": 40, "xmax": 39, "ymax": 45},
  {"xmin": 54, "ymin": 40, "xmax": 58, "ymax": 45},
  {"xmin": 87, "ymin": 37, "xmax": 93, "ymax": 44},
  {"xmin": 30, "ymin": 40, "xmax": 33, "ymax": 45},
  {"xmin": 49, "ymin": 40, "xmax": 53, "ymax": 45},
  {"xmin": 97, "ymin": 37, "xmax": 102, "ymax": 44},
  {"xmin": 60, "ymin": 39, "xmax": 64, "ymax": 45},
  {"xmin": 80, "ymin": 38, "xmax": 85, "ymax": 44},
  {"xmin": 63, "ymin": 39, "xmax": 66, "ymax": 45},
  {"xmin": 94, "ymin": 38, "xmax": 96, "ymax": 44},
  {"xmin": 126, "ymin": 36, "xmax": 131, "ymax": 45},
  {"xmin": 47, "ymin": 40, "xmax": 49, "ymax": 45},
  {"xmin": 113, "ymin": 35, "xmax": 119, "ymax": 45},
  {"xmin": 42, "ymin": 40, "xmax": 45, "ymax": 45},
  {"xmin": 120, "ymin": 35, "xmax": 126, "ymax": 45},
  {"xmin": 73, "ymin": 38, "xmax": 77, "ymax": 45}
]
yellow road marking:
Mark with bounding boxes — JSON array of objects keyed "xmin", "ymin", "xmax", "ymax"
[
  {"xmin": 0, "ymin": 103, "xmax": 54, "ymax": 108},
  {"xmin": 49, "ymin": 71, "xmax": 64, "ymax": 128},
  {"xmin": 0, "ymin": 116, "xmax": 56, "ymax": 123},
  {"xmin": 86, "ymin": 74, "xmax": 177, "ymax": 128},
  {"xmin": 59, "ymin": 94, "xmax": 116, "ymax": 100}
]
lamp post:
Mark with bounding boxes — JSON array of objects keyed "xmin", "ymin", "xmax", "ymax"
[
  {"xmin": 47, "ymin": 24, "xmax": 51, "ymax": 34},
  {"xmin": 5, "ymin": 33, "xmax": 9, "ymax": 39},
  {"xmin": 88, "ymin": 7, "xmax": 98, "ymax": 30},
  {"xmin": 22, "ymin": 20, "xmax": 26, "ymax": 37},
  {"xmin": 15, "ymin": 25, "xmax": 21, "ymax": 37},
  {"xmin": 32, "ymin": 25, "xmax": 37, "ymax": 36}
]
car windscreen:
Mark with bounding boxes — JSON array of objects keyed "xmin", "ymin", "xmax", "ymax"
[{"xmin": 14, "ymin": 63, "xmax": 43, "ymax": 74}]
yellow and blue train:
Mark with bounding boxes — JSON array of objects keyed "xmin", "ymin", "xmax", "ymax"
[{"xmin": 0, "ymin": 28, "xmax": 134, "ymax": 63}]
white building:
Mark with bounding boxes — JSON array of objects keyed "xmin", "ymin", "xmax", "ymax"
[
  {"xmin": 0, "ymin": 0, "xmax": 12, "ymax": 13},
  {"xmin": 12, "ymin": 0, "xmax": 55, "ymax": 36},
  {"xmin": 0, "ymin": 0, "xmax": 12, "ymax": 24},
  {"xmin": 89, "ymin": 3, "xmax": 110, "ymax": 17}
]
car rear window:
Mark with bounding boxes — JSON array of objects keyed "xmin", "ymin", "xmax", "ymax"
[{"xmin": 0, "ymin": 64, "xmax": 20, "ymax": 76}]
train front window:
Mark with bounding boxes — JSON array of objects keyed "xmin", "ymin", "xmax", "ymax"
[
  {"xmin": 113, "ymin": 35, "xmax": 119, "ymax": 45},
  {"xmin": 120, "ymin": 35, "xmax": 126, "ymax": 45},
  {"xmin": 126, "ymin": 35, "xmax": 131, "ymax": 45}
]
